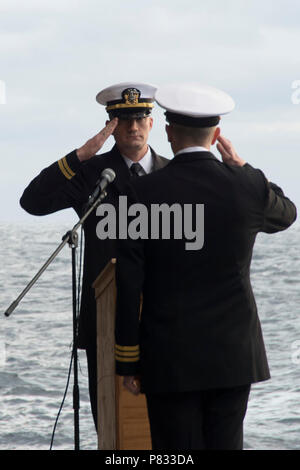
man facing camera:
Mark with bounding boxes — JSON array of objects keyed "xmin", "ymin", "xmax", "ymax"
[
  {"xmin": 20, "ymin": 82, "xmax": 169, "ymax": 430},
  {"xmin": 115, "ymin": 83, "xmax": 297, "ymax": 450}
]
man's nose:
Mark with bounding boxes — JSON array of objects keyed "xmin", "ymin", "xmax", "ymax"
[{"xmin": 128, "ymin": 119, "xmax": 139, "ymax": 131}]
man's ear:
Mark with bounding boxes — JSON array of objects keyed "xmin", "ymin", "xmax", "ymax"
[
  {"xmin": 211, "ymin": 127, "xmax": 221, "ymax": 145},
  {"xmin": 165, "ymin": 124, "xmax": 172, "ymax": 142}
]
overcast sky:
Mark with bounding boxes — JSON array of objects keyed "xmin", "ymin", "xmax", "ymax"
[{"xmin": 1, "ymin": 0, "xmax": 300, "ymax": 224}]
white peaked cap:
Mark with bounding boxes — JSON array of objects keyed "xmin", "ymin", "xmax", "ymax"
[
  {"xmin": 155, "ymin": 82, "xmax": 235, "ymax": 127},
  {"xmin": 96, "ymin": 82, "xmax": 157, "ymax": 106}
]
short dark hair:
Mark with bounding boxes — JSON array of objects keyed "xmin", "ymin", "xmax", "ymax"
[{"xmin": 170, "ymin": 123, "xmax": 216, "ymax": 145}]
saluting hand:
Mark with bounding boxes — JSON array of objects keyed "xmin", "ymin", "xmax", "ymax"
[
  {"xmin": 216, "ymin": 134, "xmax": 246, "ymax": 167},
  {"xmin": 76, "ymin": 118, "xmax": 119, "ymax": 161}
]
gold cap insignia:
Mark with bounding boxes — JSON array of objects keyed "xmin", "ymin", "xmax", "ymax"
[{"xmin": 122, "ymin": 88, "xmax": 141, "ymax": 106}]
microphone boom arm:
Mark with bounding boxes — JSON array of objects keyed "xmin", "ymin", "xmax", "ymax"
[
  {"xmin": 4, "ymin": 167, "xmax": 115, "ymax": 451},
  {"xmin": 4, "ymin": 168, "xmax": 115, "ymax": 317}
]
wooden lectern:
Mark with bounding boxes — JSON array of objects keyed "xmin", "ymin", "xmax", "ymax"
[{"xmin": 93, "ymin": 259, "xmax": 151, "ymax": 450}]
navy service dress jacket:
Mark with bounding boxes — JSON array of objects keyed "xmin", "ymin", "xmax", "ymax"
[
  {"xmin": 20, "ymin": 145, "xmax": 168, "ymax": 349},
  {"xmin": 115, "ymin": 150, "xmax": 297, "ymax": 393}
]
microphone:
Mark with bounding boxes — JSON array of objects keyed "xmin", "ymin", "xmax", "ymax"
[{"xmin": 86, "ymin": 168, "xmax": 116, "ymax": 207}]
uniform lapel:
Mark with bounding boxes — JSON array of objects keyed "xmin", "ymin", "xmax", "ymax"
[
  {"xmin": 106, "ymin": 145, "xmax": 132, "ymax": 193},
  {"xmin": 104, "ymin": 145, "xmax": 169, "ymax": 195},
  {"xmin": 150, "ymin": 146, "xmax": 169, "ymax": 171}
]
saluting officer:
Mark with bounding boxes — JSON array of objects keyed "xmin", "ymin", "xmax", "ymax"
[
  {"xmin": 20, "ymin": 82, "xmax": 169, "ymax": 430},
  {"xmin": 115, "ymin": 82, "xmax": 297, "ymax": 450}
]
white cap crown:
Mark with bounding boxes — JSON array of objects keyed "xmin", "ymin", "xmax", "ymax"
[{"xmin": 155, "ymin": 82, "xmax": 235, "ymax": 127}]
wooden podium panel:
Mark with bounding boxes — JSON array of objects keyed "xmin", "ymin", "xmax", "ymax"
[
  {"xmin": 93, "ymin": 259, "xmax": 151, "ymax": 450},
  {"xmin": 116, "ymin": 377, "xmax": 151, "ymax": 450}
]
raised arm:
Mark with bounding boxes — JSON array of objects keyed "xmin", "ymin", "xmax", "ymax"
[
  {"xmin": 20, "ymin": 119, "xmax": 118, "ymax": 215},
  {"xmin": 216, "ymin": 134, "xmax": 297, "ymax": 232}
]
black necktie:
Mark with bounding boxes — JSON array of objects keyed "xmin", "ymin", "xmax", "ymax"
[{"xmin": 130, "ymin": 162, "xmax": 144, "ymax": 178}]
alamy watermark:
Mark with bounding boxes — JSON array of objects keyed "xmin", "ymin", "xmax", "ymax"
[
  {"xmin": 95, "ymin": 196, "xmax": 204, "ymax": 251},
  {"xmin": 291, "ymin": 80, "xmax": 300, "ymax": 104},
  {"xmin": 0, "ymin": 80, "xmax": 6, "ymax": 104}
]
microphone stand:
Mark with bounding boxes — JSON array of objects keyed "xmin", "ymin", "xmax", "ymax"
[{"xmin": 4, "ymin": 186, "xmax": 109, "ymax": 451}]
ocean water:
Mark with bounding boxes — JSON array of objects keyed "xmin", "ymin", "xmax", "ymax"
[{"xmin": 0, "ymin": 221, "xmax": 299, "ymax": 451}]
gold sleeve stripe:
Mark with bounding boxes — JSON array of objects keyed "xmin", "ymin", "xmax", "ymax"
[
  {"xmin": 58, "ymin": 159, "xmax": 71, "ymax": 179},
  {"xmin": 115, "ymin": 355, "xmax": 140, "ymax": 363},
  {"xmin": 115, "ymin": 350, "xmax": 139, "ymax": 357},
  {"xmin": 58, "ymin": 157, "xmax": 76, "ymax": 180},
  {"xmin": 115, "ymin": 344, "xmax": 139, "ymax": 352},
  {"xmin": 106, "ymin": 102, "xmax": 154, "ymax": 111},
  {"xmin": 115, "ymin": 344, "xmax": 140, "ymax": 362},
  {"xmin": 62, "ymin": 157, "xmax": 76, "ymax": 177}
]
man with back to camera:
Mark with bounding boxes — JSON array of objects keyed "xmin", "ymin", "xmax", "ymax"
[
  {"xmin": 114, "ymin": 83, "xmax": 297, "ymax": 450},
  {"xmin": 19, "ymin": 82, "xmax": 169, "ymax": 430}
]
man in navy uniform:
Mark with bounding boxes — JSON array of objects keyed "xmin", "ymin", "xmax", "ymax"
[
  {"xmin": 20, "ymin": 82, "xmax": 169, "ymax": 429},
  {"xmin": 115, "ymin": 83, "xmax": 297, "ymax": 449}
]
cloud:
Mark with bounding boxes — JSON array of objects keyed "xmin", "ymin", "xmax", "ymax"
[{"xmin": 1, "ymin": 0, "xmax": 299, "ymax": 221}]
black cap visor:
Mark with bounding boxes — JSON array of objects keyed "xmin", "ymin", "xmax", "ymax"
[
  {"xmin": 165, "ymin": 111, "xmax": 220, "ymax": 128},
  {"xmin": 109, "ymin": 107, "xmax": 152, "ymax": 120}
]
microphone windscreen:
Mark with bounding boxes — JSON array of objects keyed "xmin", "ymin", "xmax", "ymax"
[{"xmin": 101, "ymin": 168, "xmax": 116, "ymax": 183}]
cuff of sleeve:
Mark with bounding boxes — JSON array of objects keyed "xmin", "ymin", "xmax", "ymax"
[
  {"xmin": 268, "ymin": 182, "xmax": 285, "ymax": 196},
  {"xmin": 115, "ymin": 343, "xmax": 140, "ymax": 376},
  {"xmin": 57, "ymin": 150, "xmax": 82, "ymax": 180},
  {"xmin": 115, "ymin": 360, "xmax": 140, "ymax": 376}
]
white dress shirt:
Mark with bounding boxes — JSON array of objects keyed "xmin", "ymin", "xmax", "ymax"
[
  {"xmin": 122, "ymin": 146, "xmax": 153, "ymax": 175},
  {"xmin": 175, "ymin": 146, "xmax": 209, "ymax": 157}
]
